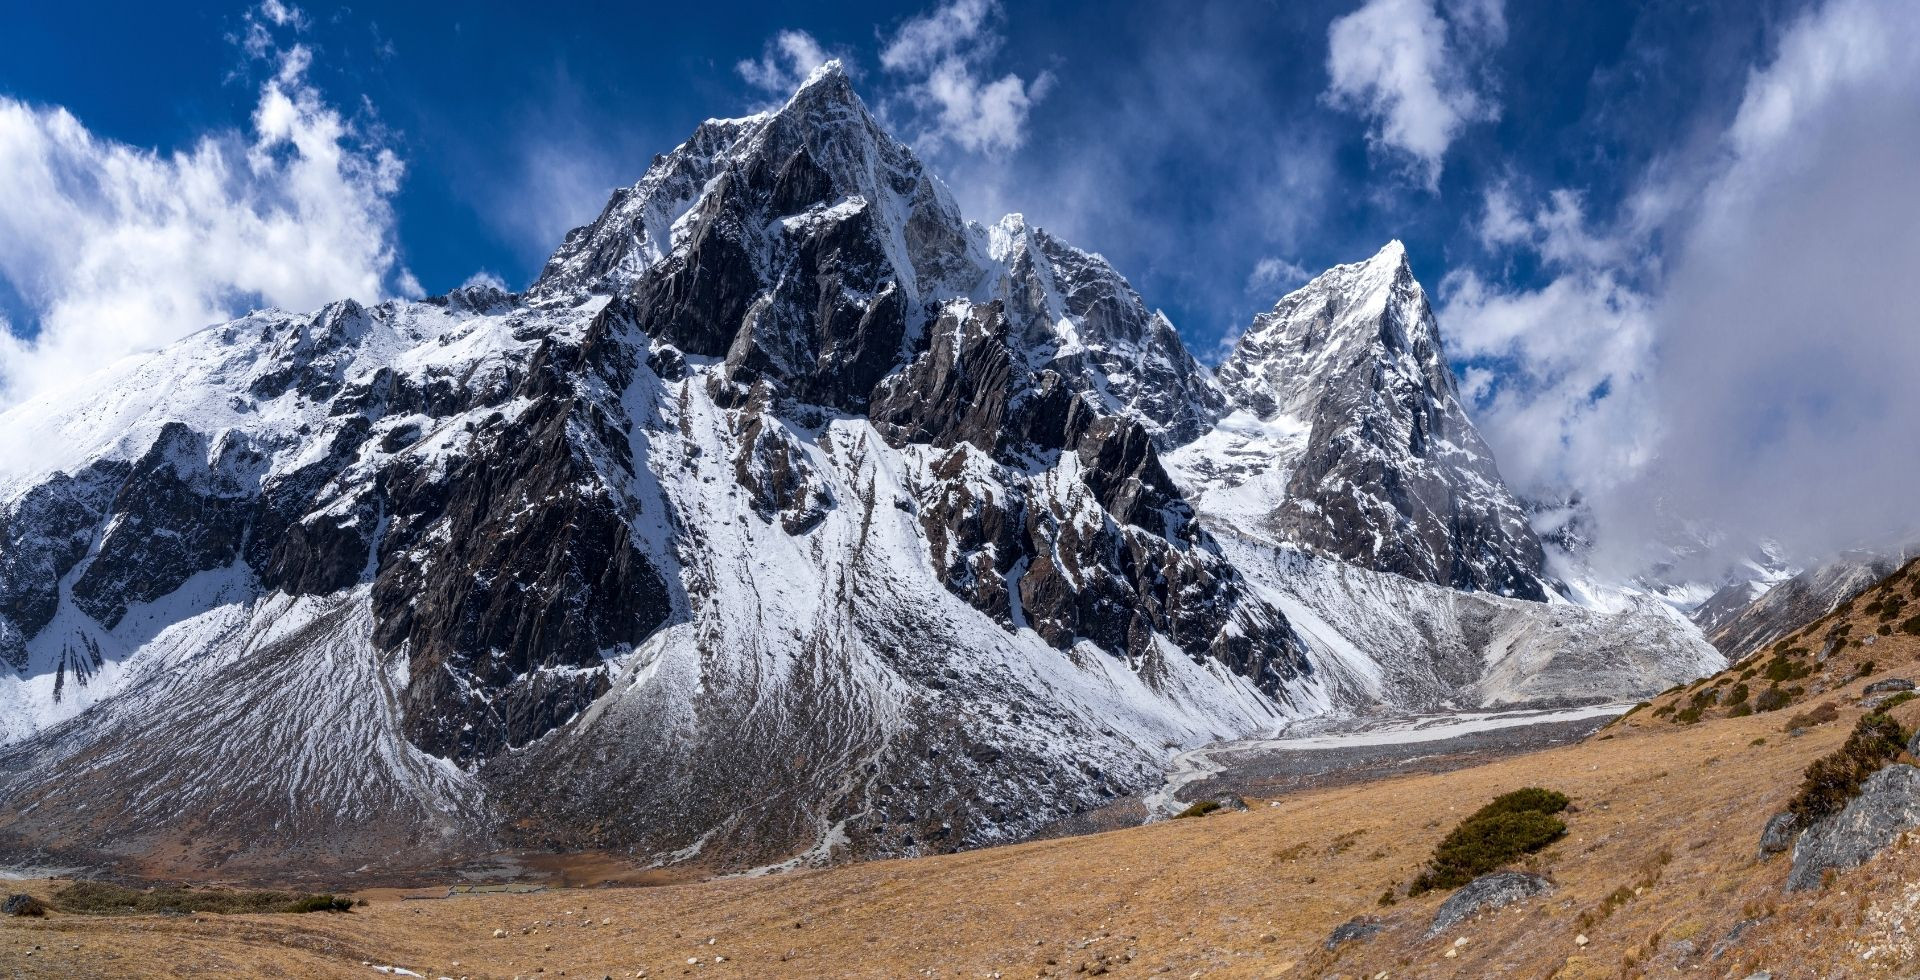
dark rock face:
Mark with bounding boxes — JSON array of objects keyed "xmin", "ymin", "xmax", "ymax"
[
  {"xmin": 373, "ymin": 325, "xmax": 674, "ymax": 764},
  {"xmin": 1757, "ymin": 811, "xmax": 1799, "ymax": 858},
  {"xmin": 70, "ymin": 424, "xmax": 260, "ymax": 628},
  {"xmin": 1426, "ymin": 871, "xmax": 1553, "ymax": 936},
  {"xmin": 1864, "ymin": 678, "xmax": 1914, "ymax": 696},
  {"xmin": 870, "ymin": 300, "xmax": 1308, "ymax": 693},
  {"xmin": 0, "ymin": 461, "xmax": 127, "ymax": 669},
  {"xmin": 1788, "ymin": 763, "xmax": 1920, "ymax": 891},
  {"xmin": 992, "ymin": 219, "xmax": 1225, "ymax": 447}
]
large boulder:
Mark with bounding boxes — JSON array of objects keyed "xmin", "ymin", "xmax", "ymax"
[
  {"xmin": 1787, "ymin": 763, "xmax": 1920, "ymax": 891},
  {"xmin": 1426, "ymin": 871, "xmax": 1553, "ymax": 936}
]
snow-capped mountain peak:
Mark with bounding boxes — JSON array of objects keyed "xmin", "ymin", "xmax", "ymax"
[{"xmin": 1168, "ymin": 241, "xmax": 1549, "ymax": 600}]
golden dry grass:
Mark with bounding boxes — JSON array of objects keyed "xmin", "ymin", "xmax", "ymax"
[{"xmin": 4, "ymin": 562, "xmax": 1917, "ymax": 979}]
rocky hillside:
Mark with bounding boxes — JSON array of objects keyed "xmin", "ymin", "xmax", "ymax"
[
  {"xmin": 0, "ymin": 63, "xmax": 1717, "ymax": 880},
  {"xmin": 1699, "ymin": 548, "xmax": 1916, "ymax": 658}
]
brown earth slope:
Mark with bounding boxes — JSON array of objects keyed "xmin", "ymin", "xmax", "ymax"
[{"xmin": 5, "ymin": 560, "xmax": 1919, "ymax": 979}]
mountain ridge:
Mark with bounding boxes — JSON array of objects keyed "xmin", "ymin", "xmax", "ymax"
[{"xmin": 0, "ymin": 64, "xmax": 1719, "ymax": 879}]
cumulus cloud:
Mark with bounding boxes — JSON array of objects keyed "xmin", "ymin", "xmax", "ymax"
[
  {"xmin": 1446, "ymin": 0, "xmax": 1920, "ymax": 569},
  {"xmin": 0, "ymin": 8, "xmax": 412, "ymax": 406},
  {"xmin": 735, "ymin": 29, "xmax": 834, "ymax": 95},
  {"xmin": 1640, "ymin": 0, "xmax": 1920, "ymax": 561},
  {"xmin": 880, "ymin": 0, "xmax": 1053, "ymax": 155},
  {"xmin": 1324, "ymin": 0, "xmax": 1504, "ymax": 188}
]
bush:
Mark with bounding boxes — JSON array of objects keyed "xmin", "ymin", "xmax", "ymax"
[
  {"xmin": 1754, "ymin": 685, "xmax": 1791, "ymax": 713},
  {"xmin": 1901, "ymin": 616, "xmax": 1920, "ymax": 636},
  {"xmin": 1673, "ymin": 705, "xmax": 1704, "ymax": 725},
  {"xmin": 1859, "ymin": 660, "xmax": 1879, "ymax": 678},
  {"xmin": 1764, "ymin": 656, "xmax": 1813, "ymax": 683},
  {"xmin": 1881, "ymin": 691, "xmax": 1918, "ymax": 711},
  {"xmin": 3, "ymin": 894, "xmax": 48, "ymax": 917},
  {"xmin": 1785, "ymin": 702, "xmax": 1841, "ymax": 730},
  {"xmin": 1787, "ymin": 713, "xmax": 1909, "ymax": 824},
  {"xmin": 1408, "ymin": 788, "xmax": 1569, "ymax": 895},
  {"xmin": 1728, "ymin": 703, "xmax": 1754, "ymax": 718},
  {"xmin": 1174, "ymin": 799, "xmax": 1222, "ymax": 819},
  {"xmin": 53, "ymin": 881, "xmax": 354, "ymax": 916},
  {"xmin": 1726, "ymin": 683, "xmax": 1751, "ymax": 707}
]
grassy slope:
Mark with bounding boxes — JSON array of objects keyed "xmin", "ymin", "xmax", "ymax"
[{"xmin": 5, "ymin": 562, "xmax": 1920, "ymax": 978}]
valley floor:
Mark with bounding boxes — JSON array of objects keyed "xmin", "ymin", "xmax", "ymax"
[{"xmin": 5, "ymin": 678, "xmax": 1916, "ymax": 978}]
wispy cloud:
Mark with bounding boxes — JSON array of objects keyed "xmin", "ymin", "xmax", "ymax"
[
  {"xmin": 736, "ymin": 29, "xmax": 834, "ymax": 96},
  {"xmin": 0, "ymin": 3, "xmax": 412, "ymax": 406},
  {"xmin": 878, "ymin": 0, "xmax": 1053, "ymax": 155},
  {"xmin": 1323, "ymin": 0, "xmax": 1505, "ymax": 188},
  {"xmin": 1246, "ymin": 256, "xmax": 1313, "ymax": 297}
]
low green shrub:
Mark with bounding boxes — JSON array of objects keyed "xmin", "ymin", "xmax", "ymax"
[
  {"xmin": 1174, "ymin": 799, "xmax": 1222, "ymax": 819},
  {"xmin": 1754, "ymin": 685, "xmax": 1791, "ymax": 713},
  {"xmin": 53, "ymin": 882, "xmax": 353, "ymax": 916},
  {"xmin": 1407, "ymin": 788, "xmax": 1569, "ymax": 895},
  {"xmin": 1763, "ymin": 656, "xmax": 1813, "ymax": 683},
  {"xmin": 1880, "ymin": 691, "xmax": 1918, "ymax": 711},
  {"xmin": 1726, "ymin": 682, "xmax": 1751, "ymax": 706}
]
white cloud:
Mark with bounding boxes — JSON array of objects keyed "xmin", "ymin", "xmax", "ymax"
[
  {"xmin": 735, "ymin": 29, "xmax": 833, "ymax": 95},
  {"xmin": 1324, "ymin": 0, "xmax": 1504, "ymax": 188},
  {"xmin": 1441, "ymin": 262, "xmax": 1658, "ymax": 498},
  {"xmin": 880, "ymin": 0, "xmax": 1052, "ymax": 155},
  {"xmin": 1446, "ymin": 0, "xmax": 1920, "ymax": 567},
  {"xmin": 880, "ymin": 0, "xmax": 994, "ymax": 70},
  {"xmin": 460, "ymin": 270, "xmax": 509, "ymax": 292},
  {"xmin": 1246, "ymin": 256, "xmax": 1312, "ymax": 296},
  {"xmin": 0, "ymin": 37, "xmax": 411, "ymax": 406}
]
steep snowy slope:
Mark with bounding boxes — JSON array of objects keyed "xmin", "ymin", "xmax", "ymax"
[
  {"xmin": 0, "ymin": 64, "xmax": 1718, "ymax": 879},
  {"xmin": 1168, "ymin": 243, "xmax": 1548, "ymax": 600}
]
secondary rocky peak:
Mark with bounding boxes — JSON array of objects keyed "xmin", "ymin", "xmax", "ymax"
[{"xmin": 1172, "ymin": 241, "xmax": 1549, "ymax": 600}]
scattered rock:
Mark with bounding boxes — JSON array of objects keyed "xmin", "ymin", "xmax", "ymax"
[
  {"xmin": 1324, "ymin": 916, "xmax": 1384, "ymax": 949},
  {"xmin": 1426, "ymin": 872, "xmax": 1553, "ymax": 937},
  {"xmin": 1575, "ymin": 934, "xmax": 1589, "ymax": 947},
  {"xmin": 493, "ymin": 928, "xmax": 508, "ymax": 939},
  {"xmin": 1788, "ymin": 763, "xmax": 1920, "ymax": 891},
  {"xmin": 1909, "ymin": 729, "xmax": 1920, "ymax": 757},
  {"xmin": 3, "ymin": 894, "xmax": 47, "ymax": 917},
  {"xmin": 1757, "ymin": 812, "xmax": 1799, "ymax": 858},
  {"xmin": 1864, "ymin": 678, "xmax": 1913, "ymax": 696}
]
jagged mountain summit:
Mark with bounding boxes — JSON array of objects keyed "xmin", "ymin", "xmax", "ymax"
[
  {"xmin": 1168, "ymin": 242, "xmax": 1548, "ymax": 601},
  {"xmin": 0, "ymin": 63, "xmax": 1715, "ymax": 880}
]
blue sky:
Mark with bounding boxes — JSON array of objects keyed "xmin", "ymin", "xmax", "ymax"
[
  {"xmin": 0, "ymin": 0, "xmax": 1783, "ymax": 341},
  {"xmin": 3, "ymin": 0, "xmax": 1919, "ymax": 567}
]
